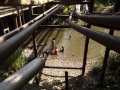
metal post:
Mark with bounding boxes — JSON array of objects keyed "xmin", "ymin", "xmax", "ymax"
[
  {"xmin": 89, "ymin": 0, "xmax": 94, "ymax": 13},
  {"xmin": 13, "ymin": 14, "xmax": 18, "ymax": 28},
  {"xmin": 100, "ymin": 29, "xmax": 114, "ymax": 81},
  {"xmin": 114, "ymin": 0, "xmax": 120, "ymax": 12},
  {"xmin": 42, "ymin": 4, "xmax": 46, "ymax": 24},
  {"xmin": 15, "ymin": 6, "xmax": 22, "ymax": 26},
  {"xmin": 21, "ymin": 6, "xmax": 25, "ymax": 24},
  {"xmin": 65, "ymin": 71, "xmax": 68, "ymax": 90},
  {"xmin": 4, "ymin": 17, "xmax": 10, "ymax": 34},
  {"xmin": 100, "ymin": 0, "xmax": 119, "ymax": 82},
  {"xmin": 32, "ymin": 32, "xmax": 38, "ymax": 58},
  {"xmin": 0, "ymin": 18, "xmax": 4, "ymax": 35},
  {"xmin": 82, "ymin": 37, "xmax": 89, "ymax": 76},
  {"xmin": 82, "ymin": 0, "xmax": 94, "ymax": 75},
  {"xmin": 68, "ymin": 6, "xmax": 70, "ymax": 14},
  {"xmin": 29, "ymin": 6, "xmax": 38, "ymax": 58}
]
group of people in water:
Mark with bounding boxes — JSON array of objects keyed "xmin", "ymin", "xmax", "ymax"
[{"xmin": 42, "ymin": 38, "xmax": 64, "ymax": 57}]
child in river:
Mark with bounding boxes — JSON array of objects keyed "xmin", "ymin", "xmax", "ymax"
[
  {"xmin": 42, "ymin": 49, "xmax": 49, "ymax": 57},
  {"xmin": 60, "ymin": 46, "xmax": 64, "ymax": 52}
]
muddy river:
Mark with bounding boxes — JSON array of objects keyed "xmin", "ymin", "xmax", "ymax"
[{"xmin": 27, "ymin": 25, "xmax": 120, "ymax": 62}]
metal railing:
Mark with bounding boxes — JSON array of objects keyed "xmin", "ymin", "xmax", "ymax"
[
  {"xmin": 0, "ymin": 0, "xmax": 120, "ymax": 89},
  {"xmin": 0, "ymin": 5, "xmax": 62, "ymax": 66},
  {"xmin": 69, "ymin": 9, "xmax": 120, "ymax": 54},
  {"xmin": 0, "ymin": 4, "xmax": 59, "ymax": 44},
  {"xmin": 69, "ymin": 0, "xmax": 120, "ymax": 82},
  {"xmin": 0, "ymin": 58, "xmax": 45, "ymax": 90},
  {"xmin": 0, "ymin": 4, "xmax": 62, "ymax": 90}
]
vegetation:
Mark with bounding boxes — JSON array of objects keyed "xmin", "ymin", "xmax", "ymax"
[
  {"xmin": 88, "ymin": 51, "xmax": 120, "ymax": 90},
  {"xmin": 93, "ymin": 0, "xmax": 115, "ymax": 12},
  {"xmin": 0, "ymin": 48, "xmax": 27, "ymax": 78}
]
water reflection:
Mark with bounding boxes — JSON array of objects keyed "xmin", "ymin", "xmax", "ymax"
[{"xmin": 36, "ymin": 26, "xmax": 109, "ymax": 62}]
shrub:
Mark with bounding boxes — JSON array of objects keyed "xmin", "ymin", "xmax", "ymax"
[
  {"xmin": 89, "ymin": 51, "xmax": 120, "ymax": 90},
  {"xmin": 0, "ymin": 48, "xmax": 27, "ymax": 78}
]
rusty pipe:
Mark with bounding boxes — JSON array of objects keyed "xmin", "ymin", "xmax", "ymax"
[
  {"xmin": 75, "ymin": 10, "xmax": 120, "ymax": 29},
  {"xmin": 0, "ymin": 4, "xmax": 59, "ymax": 44},
  {"xmin": 68, "ymin": 8, "xmax": 120, "ymax": 54},
  {"xmin": 0, "ymin": 58, "xmax": 45, "ymax": 90},
  {"xmin": 0, "ymin": 5, "xmax": 62, "ymax": 66}
]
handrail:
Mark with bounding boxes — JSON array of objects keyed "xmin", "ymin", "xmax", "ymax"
[
  {"xmin": 0, "ymin": 58, "xmax": 45, "ymax": 90},
  {"xmin": 0, "ymin": 4, "xmax": 59, "ymax": 44},
  {"xmin": 75, "ymin": 10, "xmax": 120, "ymax": 29},
  {"xmin": 68, "ymin": 8, "xmax": 120, "ymax": 54},
  {"xmin": 0, "ymin": 4, "xmax": 62, "ymax": 66}
]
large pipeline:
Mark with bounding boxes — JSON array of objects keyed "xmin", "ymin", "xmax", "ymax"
[
  {"xmin": 68, "ymin": 8, "xmax": 120, "ymax": 54},
  {"xmin": 0, "ymin": 58, "xmax": 45, "ymax": 90},
  {"xmin": 0, "ymin": 4, "xmax": 59, "ymax": 44},
  {"xmin": 75, "ymin": 10, "xmax": 120, "ymax": 29},
  {"xmin": 0, "ymin": 5, "xmax": 62, "ymax": 66}
]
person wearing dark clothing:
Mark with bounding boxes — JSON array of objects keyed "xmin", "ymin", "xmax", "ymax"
[
  {"xmin": 60, "ymin": 46, "xmax": 64, "ymax": 52},
  {"xmin": 42, "ymin": 49, "xmax": 49, "ymax": 57}
]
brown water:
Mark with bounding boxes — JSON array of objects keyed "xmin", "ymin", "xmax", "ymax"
[{"xmin": 27, "ymin": 23, "xmax": 120, "ymax": 62}]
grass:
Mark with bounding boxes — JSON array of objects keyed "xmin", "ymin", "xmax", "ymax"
[
  {"xmin": 0, "ymin": 48, "xmax": 27, "ymax": 79},
  {"xmin": 93, "ymin": 0, "xmax": 114, "ymax": 13},
  {"xmin": 88, "ymin": 51, "xmax": 120, "ymax": 90}
]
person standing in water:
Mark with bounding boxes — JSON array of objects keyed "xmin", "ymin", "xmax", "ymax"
[{"xmin": 51, "ymin": 38, "xmax": 55, "ymax": 49}]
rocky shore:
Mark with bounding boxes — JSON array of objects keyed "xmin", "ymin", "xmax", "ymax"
[{"xmin": 22, "ymin": 51, "xmax": 98, "ymax": 90}]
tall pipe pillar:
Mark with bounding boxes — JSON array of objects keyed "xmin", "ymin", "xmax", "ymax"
[
  {"xmin": 29, "ymin": 6, "xmax": 37, "ymax": 58},
  {"xmin": 15, "ymin": 6, "xmax": 22, "ymax": 27},
  {"xmin": 42, "ymin": 4, "xmax": 47, "ymax": 24},
  {"xmin": 82, "ymin": 0, "xmax": 94, "ymax": 76},
  {"xmin": 21, "ymin": 6, "xmax": 25, "ymax": 24},
  {"xmin": 13, "ymin": 14, "xmax": 18, "ymax": 29},
  {"xmin": 3, "ymin": 17, "xmax": 10, "ymax": 34},
  {"xmin": 100, "ymin": 0, "xmax": 120, "ymax": 82},
  {"xmin": 0, "ymin": 17, "xmax": 10, "ymax": 34},
  {"xmin": 0, "ymin": 18, "xmax": 5, "ymax": 35}
]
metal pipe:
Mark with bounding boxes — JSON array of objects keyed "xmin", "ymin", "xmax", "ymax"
[
  {"xmin": 44, "ymin": 66, "xmax": 82, "ymax": 69},
  {"xmin": 0, "ymin": 18, "xmax": 4, "ymax": 34},
  {"xmin": 100, "ymin": 0, "xmax": 120, "ymax": 81},
  {"xmin": 82, "ymin": 37, "xmax": 89, "ymax": 76},
  {"xmin": 65, "ymin": 71, "xmax": 68, "ymax": 90},
  {"xmin": 32, "ymin": 14, "xmax": 77, "ymax": 18},
  {"xmin": 89, "ymin": 0, "xmax": 94, "ymax": 13},
  {"xmin": 29, "ymin": 6, "xmax": 38, "ymax": 58},
  {"xmin": 68, "ymin": 9, "xmax": 120, "ymax": 54},
  {"xmin": 0, "ymin": 5, "xmax": 62, "ymax": 66},
  {"xmin": 82, "ymin": 0, "xmax": 94, "ymax": 76},
  {"xmin": 0, "ymin": 4, "xmax": 59, "ymax": 44},
  {"xmin": 21, "ymin": 6, "xmax": 25, "ymax": 24},
  {"xmin": 39, "ymin": 25, "xmax": 71, "ymax": 28},
  {"xmin": 0, "ymin": 58, "xmax": 45, "ymax": 90},
  {"xmin": 32, "ymin": 32, "xmax": 38, "ymax": 58},
  {"xmin": 114, "ymin": 0, "xmax": 120, "ymax": 12},
  {"xmin": 15, "ymin": 6, "xmax": 22, "ymax": 26},
  {"xmin": 13, "ymin": 14, "xmax": 18, "ymax": 28},
  {"xmin": 100, "ymin": 30, "xmax": 114, "ymax": 82},
  {"xmin": 75, "ymin": 11, "xmax": 120, "ymax": 29}
]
